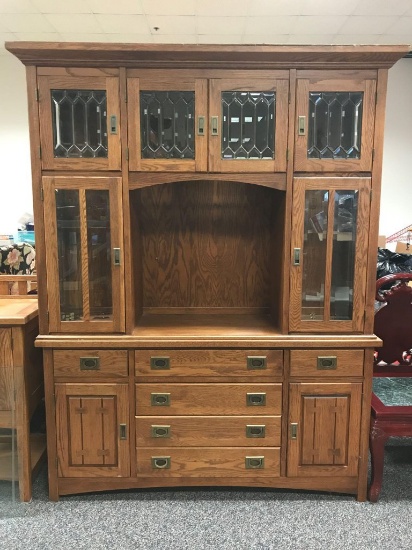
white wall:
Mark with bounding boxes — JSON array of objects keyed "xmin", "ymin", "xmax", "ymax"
[{"xmin": 0, "ymin": 52, "xmax": 411, "ymax": 237}]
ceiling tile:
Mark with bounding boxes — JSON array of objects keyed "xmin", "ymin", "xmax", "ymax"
[
  {"xmin": 88, "ymin": 0, "xmax": 144, "ymax": 15},
  {"xmin": 377, "ymin": 35, "xmax": 412, "ymax": 46},
  {"xmin": 2, "ymin": 13, "xmax": 56, "ymax": 32},
  {"xmin": 60, "ymin": 33, "xmax": 112, "ymax": 42},
  {"xmin": 244, "ymin": 16, "xmax": 298, "ymax": 35},
  {"xmin": 0, "ymin": 31, "xmax": 18, "ymax": 41},
  {"xmin": 0, "ymin": 0, "xmax": 39, "ymax": 13},
  {"xmin": 288, "ymin": 34, "xmax": 335, "ymax": 45},
  {"xmin": 353, "ymin": 0, "xmax": 411, "ymax": 16},
  {"xmin": 300, "ymin": 0, "xmax": 359, "ymax": 16},
  {"xmin": 246, "ymin": 0, "xmax": 303, "ymax": 16},
  {"xmin": 197, "ymin": 17, "xmax": 245, "ymax": 35},
  {"xmin": 32, "ymin": 0, "xmax": 92, "ymax": 13},
  {"xmin": 14, "ymin": 31, "xmax": 62, "ymax": 41},
  {"xmin": 197, "ymin": 0, "xmax": 248, "ymax": 17},
  {"xmin": 45, "ymin": 13, "xmax": 102, "ymax": 34},
  {"xmin": 198, "ymin": 34, "xmax": 243, "ymax": 44},
  {"xmin": 107, "ymin": 33, "xmax": 154, "ymax": 43},
  {"xmin": 338, "ymin": 15, "xmax": 399, "ymax": 35},
  {"xmin": 293, "ymin": 16, "xmax": 348, "ymax": 35},
  {"xmin": 331, "ymin": 34, "xmax": 382, "ymax": 44},
  {"xmin": 146, "ymin": 15, "xmax": 196, "ymax": 35},
  {"xmin": 95, "ymin": 14, "xmax": 149, "ymax": 34},
  {"xmin": 384, "ymin": 17, "xmax": 412, "ymax": 35},
  {"xmin": 142, "ymin": 0, "xmax": 195, "ymax": 16},
  {"xmin": 242, "ymin": 34, "xmax": 290, "ymax": 44},
  {"xmin": 153, "ymin": 34, "xmax": 198, "ymax": 43}
]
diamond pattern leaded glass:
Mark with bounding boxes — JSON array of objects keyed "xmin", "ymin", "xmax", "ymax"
[
  {"xmin": 140, "ymin": 91, "xmax": 195, "ymax": 159},
  {"xmin": 51, "ymin": 90, "xmax": 108, "ymax": 158},
  {"xmin": 221, "ymin": 91, "xmax": 275, "ymax": 160},
  {"xmin": 308, "ymin": 92, "xmax": 363, "ymax": 160}
]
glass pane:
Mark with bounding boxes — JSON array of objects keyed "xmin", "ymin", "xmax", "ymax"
[
  {"xmin": 330, "ymin": 191, "xmax": 358, "ymax": 320},
  {"xmin": 86, "ymin": 190, "xmax": 113, "ymax": 320},
  {"xmin": 51, "ymin": 90, "xmax": 108, "ymax": 159},
  {"xmin": 373, "ymin": 377, "xmax": 412, "ymax": 407},
  {"xmin": 302, "ymin": 190, "xmax": 328, "ymax": 320},
  {"xmin": 140, "ymin": 91, "xmax": 195, "ymax": 159},
  {"xmin": 221, "ymin": 91, "xmax": 275, "ymax": 160},
  {"xmin": 308, "ymin": 92, "xmax": 363, "ymax": 160},
  {"xmin": 56, "ymin": 189, "xmax": 83, "ymax": 321}
]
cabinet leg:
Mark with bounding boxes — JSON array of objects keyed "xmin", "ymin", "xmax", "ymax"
[{"xmin": 368, "ymin": 418, "xmax": 389, "ymax": 502}]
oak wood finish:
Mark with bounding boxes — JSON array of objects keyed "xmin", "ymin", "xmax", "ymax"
[
  {"xmin": 53, "ymin": 349, "xmax": 128, "ymax": 378},
  {"xmin": 290, "ymin": 349, "xmax": 364, "ymax": 377}
]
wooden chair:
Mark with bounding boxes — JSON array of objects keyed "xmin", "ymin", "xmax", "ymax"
[
  {"xmin": 369, "ymin": 273, "xmax": 412, "ymax": 502},
  {"xmin": 0, "ymin": 274, "xmax": 37, "ymax": 296}
]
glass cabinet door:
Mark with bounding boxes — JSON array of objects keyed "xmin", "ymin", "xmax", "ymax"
[
  {"xmin": 38, "ymin": 74, "xmax": 121, "ymax": 170},
  {"xmin": 289, "ymin": 177, "xmax": 370, "ymax": 333},
  {"xmin": 127, "ymin": 74, "xmax": 207, "ymax": 171},
  {"xmin": 294, "ymin": 75, "xmax": 376, "ymax": 172},
  {"xmin": 209, "ymin": 78, "xmax": 288, "ymax": 172},
  {"xmin": 42, "ymin": 177, "xmax": 124, "ymax": 333}
]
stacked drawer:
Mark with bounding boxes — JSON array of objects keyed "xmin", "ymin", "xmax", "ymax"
[{"xmin": 135, "ymin": 350, "xmax": 283, "ymax": 478}]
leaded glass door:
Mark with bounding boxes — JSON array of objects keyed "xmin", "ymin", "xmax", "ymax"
[
  {"xmin": 209, "ymin": 77, "xmax": 288, "ymax": 172},
  {"xmin": 294, "ymin": 75, "xmax": 376, "ymax": 172},
  {"xmin": 289, "ymin": 177, "xmax": 370, "ymax": 333},
  {"xmin": 127, "ymin": 75, "xmax": 207, "ymax": 171},
  {"xmin": 38, "ymin": 73, "xmax": 121, "ymax": 170},
  {"xmin": 42, "ymin": 177, "xmax": 125, "ymax": 333}
]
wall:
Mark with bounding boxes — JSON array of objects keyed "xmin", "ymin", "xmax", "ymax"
[{"xmin": 0, "ymin": 51, "xmax": 411, "ymax": 237}]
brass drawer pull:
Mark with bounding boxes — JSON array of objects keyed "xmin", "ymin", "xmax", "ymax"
[
  {"xmin": 246, "ymin": 393, "xmax": 266, "ymax": 406},
  {"xmin": 317, "ymin": 356, "xmax": 337, "ymax": 370},
  {"xmin": 119, "ymin": 424, "xmax": 127, "ymax": 440},
  {"xmin": 198, "ymin": 115, "xmax": 205, "ymax": 136},
  {"xmin": 151, "ymin": 425, "xmax": 171, "ymax": 438},
  {"xmin": 247, "ymin": 356, "xmax": 267, "ymax": 370},
  {"xmin": 298, "ymin": 115, "xmax": 306, "ymax": 136},
  {"xmin": 151, "ymin": 393, "xmax": 171, "ymax": 406},
  {"xmin": 79, "ymin": 357, "xmax": 100, "ymax": 371},
  {"xmin": 245, "ymin": 456, "xmax": 265, "ymax": 469},
  {"xmin": 246, "ymin": 425, "xmax": 266, "ymax": 438},
  {"xmin": 151, "ymin": 456, "xmax": 171, "ymax": 469},
  {"xmin": 290, "ymin": 423, "xmax": 298, "ymax": 440},
  {"xmin": 150, "ymin": 357, "xmax": 170, "ymax": 370}
]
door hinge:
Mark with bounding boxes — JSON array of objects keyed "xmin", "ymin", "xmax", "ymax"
[
  {"xmin": 370, "ymin": 189, "xmax": 373, "ymax": 204},
  {"xmin": 286, "ymin": 149, "xmax": 289, "ymax": 161},
  {"xmin": 38, "ymin": 145, "xmax": 42, "ymax": 159},
  {"xmin": 40, "ymin": 186, "xmax": 44, "ymax": 201},
  {"xmin": 35, "ymin": 87, "xmax": 39, "ymax": 102}
]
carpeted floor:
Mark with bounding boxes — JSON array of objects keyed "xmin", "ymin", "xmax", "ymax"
[{"xmin": 0, "ymin": 440, "xmax": 411, "ymax": 550}]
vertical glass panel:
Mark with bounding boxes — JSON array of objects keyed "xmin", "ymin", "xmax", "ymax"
[
  {"xmin": 330, "ymin": 190, "xmax": 358, "ymax": 320},
  {"xmin": 221, "ymin": 91, "xmax": 275, "ymax": 160},
  {"xmin": 86, "ymin": 190, "xmax": 113, "ymax": 320},
  {"xmin": 56, "ymin": 189, "xmax": 83, "ymax": 321},
  {"xmin": 140, "ymin": 91, "xmax": 195, "ymax": 159},
  {"xmin": 308, "ymin": 92, "xmax": 363, "ymax": 160},
  {"xmin": 51, "ymin": 90, "xmax": 108, "ymax": 158},
  {"xmin": 302, "ymin": 190, "xmax": 328, "ymax": 320}
]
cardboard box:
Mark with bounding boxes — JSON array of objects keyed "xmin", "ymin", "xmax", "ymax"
[
  {"xmin": 395, "ymin": 241, "xmax": 412, "ymax": 254},
  {"xmin": 378, "ymin": 235, "xmax": 386, "ymax": 248}
]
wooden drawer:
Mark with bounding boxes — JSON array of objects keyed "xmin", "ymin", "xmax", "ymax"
[
  {"xmin": 135, "ymin": 349, "xmax": 283, "ymax": 379},
  {"xmin": 53, "ymin": 350, "xmax": 128, "ymax": 378},
  {"xmin": 290, "ymin": 350, "xmax": 364, "ymax": 377},
  {"xmin": 136, "ymin": 384, "xmax": 282, "ymax": 415},
  {"xmin": 136, "ymin": 416, "xmax": 281, "ymax": 447},
  {"xmin": 136, "ymin": 447, "xmax": 280, "ymax": 477}
]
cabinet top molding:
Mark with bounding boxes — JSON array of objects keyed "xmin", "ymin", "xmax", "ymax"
[{"xmin": 5, "ymin": 42, "xmax": 409, "ymax": 69}]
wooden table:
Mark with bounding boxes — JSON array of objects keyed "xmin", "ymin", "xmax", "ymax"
[{"xmin": 0, "ymin": 297, "xmax": 45, "ymax": 501}]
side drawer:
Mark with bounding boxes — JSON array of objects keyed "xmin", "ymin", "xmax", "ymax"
[
  {"xmin": 290, "ymin": 349, "xmax": 364, "ymax": 377},
  {"xmin": 136, "ymin": 416, "xmax": 281, "ymax": 447},
  {"xmin": 136, "ymin": 384, "xmax": 282, "ymax": 415},
  {"xmin": 135, "ymin": 349, "xmax": 283, "ymax": 379},
  {"xmin": 136, "ymin": 447, "xmax": 280, "ymax": 478},
  {"xmin": 53, "ymin": 350, "xmax": 128, "ymax": 378}
]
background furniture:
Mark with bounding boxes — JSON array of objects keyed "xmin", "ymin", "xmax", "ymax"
[
  {"xmin": 369, "ymin": 273, "xmax": 412, "ymax": 502},
  {"xmin": 6, "ymin": 42, "xmax": 408, "ymax": 501}
]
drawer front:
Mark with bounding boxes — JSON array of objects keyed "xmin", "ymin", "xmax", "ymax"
[
  {"xmin": 136, "ymin": 447, "xmax": 280, "ymax": 477},
  {"xmin": 136, "ymin": 416, "xmax": 281, "ymax": 447},
  {"xmin": 136, "ymin": 384, "xmax": 282, "ymax": 415},
  {"xmin": 135, "ymin": 349, "xmax": 283, "ymax": 379},
  {"xmin": 290, "ymin": 350, "xmax": 364, "ymax": 377},
  {"xmin": 53, "ymin": 350, "xmax": 128, "ymax": 378}
]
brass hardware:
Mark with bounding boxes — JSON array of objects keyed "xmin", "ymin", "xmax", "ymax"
[
  {"xmin": 245, "ymin": 456, "xmax": 265, "ymax": 469},
  {"xmin": 317, "ymin": 356, "xmax": 337, "ymax": 370},
  {"xmin": 79, "ymin": 357, "xmax": 100, "ymax": 371},
  {"xmin": 151, "ymin": 456, "xmax": 171, "ymax": 469},
  {"xmin": 198, "ymin": 116, "xmax": 205, "ymax": 136},
  {"xmin": 151, "ymin": 393, "xmax": 171, "ymax": 406},
  {"xmin": 150, "ymin": 357, "xmax": 170, "ymax": 370},
  {"xmin": 119, "ymin": 424, "xmax": 127, "ymax": 440},
  {"xmin": 246, "ymin": 425, "xmax": 266, "ymax": 438},
  {"xmin": 293, "ymin": 248, "xmax": 301, "ymax": 266},
  {"xmin": 290, "ymin": 423, "xmax": 298, "ymax": 440},
  {"xmin": 113, "ymin": 248, "xmax": 121, "ymax": 266},
  {"xmin": 247, "ymin": 356, "xmax": 267, "ymax": 370},
  {"xmin": 246, "ymin": 393, "xmax": 266, "ymax": 406},
  {"xmin": 211, "ymin": 116, "xmax": 219, "ymax": 136},
  {"xmin": 298, "ymin": 115, "xmax": 306, "ymax": 136},
  {"xmin": 110, "ymin": 115, "xmax": 118, "ymax": 134},
  {"xmin": 151, "ymin": 425, "xmax": 171, "ymax": 438}
]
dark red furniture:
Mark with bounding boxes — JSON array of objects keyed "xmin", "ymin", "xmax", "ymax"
[{"xmin": 369, "ymin": 273, "xmax": 412, "ymax": 502}]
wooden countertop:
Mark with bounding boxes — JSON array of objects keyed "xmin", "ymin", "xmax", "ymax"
[{"xmin": 0, "ymin": 298, "xmax": 39, "ymax": 325}]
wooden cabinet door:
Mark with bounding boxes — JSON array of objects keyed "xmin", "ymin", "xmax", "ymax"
[
  {"xmin": 55, "ymin": 383, "xmax": 129, "ymax": 478},
  {"xmin": 294, "ymin": 73, "xmax": 376, "ymax": 172},
  {"xmin": 209, "ymin": 77, "xmax": 289, "ymax": 172},
  {"xmin": 287, "ymin": 382, "xmax": 362, "ymax": 477},
  {"xmin": 127, "ymin": 74, "xmax": 208, "ymax": 172},
  {"xmin": 0, "ymin": 329, "xmax": 13, "ymax": 416},
  {"xmin": 43, "ymin": 176, "xmax": 125, "ymax": 333},
  {"xmin": 38, "ymin": 73, "xmax": 121, "ymax": 170},
  {"xmin": 289, "ymin": 177, "xmax": 370, "ymax": 333}
]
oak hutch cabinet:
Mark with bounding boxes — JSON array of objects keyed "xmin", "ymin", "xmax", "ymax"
[{"xmin": 6, "ymin": 42, "xmax": 407, "ymax": 500}]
